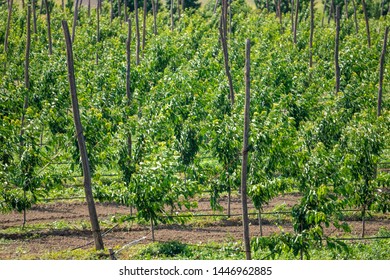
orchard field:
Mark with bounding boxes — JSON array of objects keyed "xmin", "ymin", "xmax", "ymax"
[{"xmin": 1, "ymin": 0, "xmax": 390, "ymax": 259}]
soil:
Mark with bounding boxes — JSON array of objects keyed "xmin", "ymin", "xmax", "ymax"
[{"xmin": 0, "ymin": 193, "xmax": 389, "ymax": 259}]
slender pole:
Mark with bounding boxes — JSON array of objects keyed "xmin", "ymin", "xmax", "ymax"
[
  {"xmin": 21, "ymin": 6, "xmax": 32, "ymax": 228},
  {"xmin": 134, "ymin": 0, "xmax": 140, "ymax": 65},
  {"xmin": 335, "ymin": 6, "xmax": 341, "ymax": 93},
  {"xmin": 96, "ymin": 0, "xmax": 100, "ymax": 64},
  {"xmin": 32, "ymin": 0, "xmax": 37, "ymax": 34},
  {"xmin": 62, "ymin": 20, "xmax": 105, "ymax": 251},
  {"xmin": 72, "ymin": 0, "xmax": 80, "ymax": 43},
  {"xmin": 241, "ymin": 39, "xmax": 252, "ymax": 261},
  {"xmin": 4, "ymin": 0, "xmax": 13, "ymax": 54},
  {"xmin": 309, "ymin": 0, "xmax": 314, "ymax": 68},
  {"xmin": 378, "ymin": 26, "xmax": 389, "ymax": 117},
  {"xmin": 142, "ymin": 0, "xmax": 147, "ymax": 51},
  {"xmin": 171, "ymin": 0, "xmax": 174, "ymax": 31},
  {"xmin": 151, "ymin": 0, "xmax": 157, "ymax": 35},
  {"xmin": 45, "ymin": 0, "xmax": 52, "ymax": 55}
]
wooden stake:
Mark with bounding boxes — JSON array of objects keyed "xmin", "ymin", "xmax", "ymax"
[
  {"xmin": 142, "ymin": 0, "xmax": 147, "ymax": 51},
  {"xmin": 378, "ymin": 26, "xmax": 389, "ymax": 117},
  {"xmin": 309, "ymin": 0, "xmax": 314, "ymax": 68},
  {"xmin": 335, "ymin": 6, "xmax": 341, "ymax": 93},
  {"xmin": 62, "ymin": 20, "xmax": 105, "ymax": 251},
  {"xmin": 45, "ymin": 0, "xmax": 53, "ymax": 55},
  {"xmin": 134, "ymin": 0, "xmax": 140, "ymax": 65},
  {"xmin": 4, "ymin": 0, "xmax": 13, "ymax": 54},
  {"xmin": 21, "ymin": 6, "xmax": 31, "ymax": 228},
  {"xmin": 241, "ymin": 39, "xmax": 251, "ymax": 260},
  {"xmin": 72, "ymin": 0, "xmax": 80, "ymax": 43}
]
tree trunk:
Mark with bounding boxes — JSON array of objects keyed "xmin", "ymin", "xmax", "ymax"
[
  {"xmin": 258, "ymin": 210, "xmax": 263, "ymax": 237},
  {"xmin": 32, "ymin": 0, "xmax": 37, "ymax": 34},
  {"xmin": 378, "ymin": 26, "xmax": 389, "ymax": 117},
  {"xmin": 62, "ymin": 20, "xmax": 105, "ymax": 251},
  {"xmin": 45, "ymin": 0, "xmax": 53, "ymax": 55},
  {"xmin": 124, "ymin": 0, "xmax": 128, "ymax": 21},
  {"xmin": 335, "ymin": 6, "xmax": 341, "ymax": 93},
  {"xmin": 344, "ymin": 0, "xmax": 349, "ymax": 18},
  {"xmin": 241, "ymin": 38, "xmax": 251, "ymax": 261},
  {"xmin": 362, "ymin": 0, "xmax": 371, "ymax": 47},
  {"xmin": 88, "ymin": 0, "xmax": 91, "ymax": 17}
]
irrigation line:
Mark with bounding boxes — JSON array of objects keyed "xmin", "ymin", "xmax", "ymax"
[{"xmin": 115, "ymin": 232, "xmax": 151, "ymax": 255}]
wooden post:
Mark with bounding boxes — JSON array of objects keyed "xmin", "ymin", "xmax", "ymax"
[
  {"xmin": 220, "ymin": 0, "xmax": 234, "ymax": 105},
  {"xmin": 4, "ymin": 0, "xmax": 13, "ymax": 54},
  {"xmin": 32, "ymin": 0, "xmax": 37, "ymax": 34},
  {"xmin": 134, "ymin": 0, "xmax": 140, "ymax": 65},
  {"xmin": 21, "ymin": 6, "xmax": 32, "ymax": 228},
  {"xmin": 127, "ymin": 19, "xmax": 132, "ymax": 103},
  {"xmin": 124, "ymin": 0, "xmax": 128, "ymax": 21},
  {"xmin": 142, "ymin": 0, "xmax": 147, "ymax": 52},
  {"xmin": 241, "ymin": 39, "xmax": 251, "ymax": 261},
  {"xmin": 362, "ymin": 0, "xmax": 371, "ymax": 48},
  {"xmin": 258, "ymin": 210, "xmax": 263, "ymax": 237},
  {"xmin": 309, "ymin": 0, "xmax": 314, "ymax": 68},
  {"xmin": 72, "ymin": 0, "xmax": 80, "ymax": 43},
  {"xmin": 294, "ymin": 0, "xmax": 299, "ymax": 44},
  {"xmin": 62, "ymin": 20, "xmax": 105, "ymax": 251},
  {"xmin": 378, "ymin": 27, "xmax": 389, "ymax": 117},
  {"xmin": 96, "ymin": 0, "xmax": 100, "ymax": 64},
  {"xmin": 335, "ymin": 6, "xmax": 341, "ymax": 93},
  {"xmin": 45, "ymin": 0, "xmax": 52, "ymax": 55}
]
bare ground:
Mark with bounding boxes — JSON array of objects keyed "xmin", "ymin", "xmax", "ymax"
[{"xmin": 0, "ymin": 194, "xmax": 389, "ymax": 259}]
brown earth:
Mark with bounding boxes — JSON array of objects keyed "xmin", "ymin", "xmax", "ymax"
[{"xmin": 0, "ymin": 193, "xmax": 389, "ymax": 259}]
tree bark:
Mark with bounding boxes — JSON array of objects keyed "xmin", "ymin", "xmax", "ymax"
[
  {"xmin": 62, "ymin": 20, "xmax": 105, "ymax": 251},
  {"xmin": 378, "ymin": 26, "xmax": 389, "ymax": 117},
  {"xmin": 241, "ymin": 39, "xmax": 251, "ymax": 260}
]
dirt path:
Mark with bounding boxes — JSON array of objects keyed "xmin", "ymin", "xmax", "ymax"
[{"xmin": 0, "ymin": 194, "xmax": 389, "ymax": 259}]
